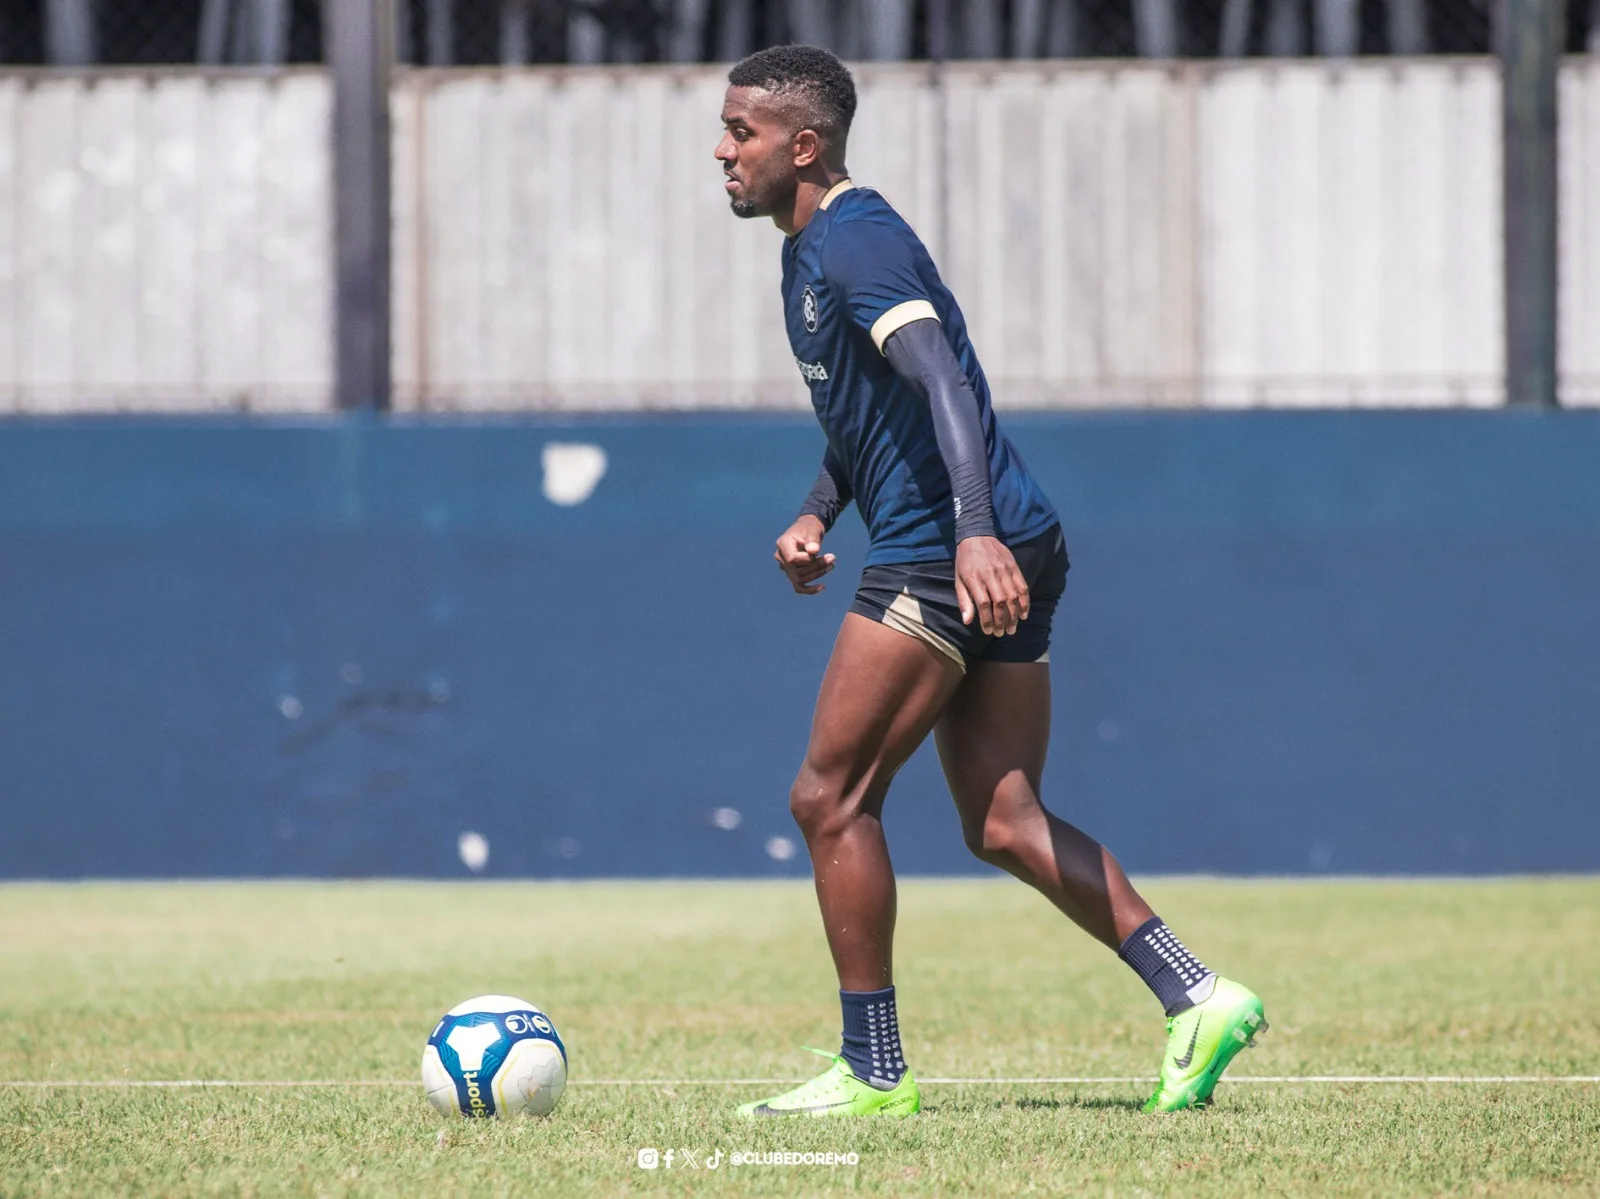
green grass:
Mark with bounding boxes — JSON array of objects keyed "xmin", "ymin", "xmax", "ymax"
[{"xmin": 2, "ymin": 879, "xmax": 1598, "ymax": 1196}]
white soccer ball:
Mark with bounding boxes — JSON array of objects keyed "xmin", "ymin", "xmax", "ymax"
[{"xmin": 421, "ymin": 994, "xmax": 567, "ymax": 1118}]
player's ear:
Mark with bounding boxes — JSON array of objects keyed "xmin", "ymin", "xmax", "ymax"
[{"xmin": 792, "ymin": 128, "xmax": 821, "ymax": 169}]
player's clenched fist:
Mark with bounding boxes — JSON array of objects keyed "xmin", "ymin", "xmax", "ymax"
[
  {"xmin": 775, "ymin": 514, "xmax": 837, "ymax": 595},
  {"xmin": 954, "ymin": 536, "xmax": 1030, "ymax": 636}
]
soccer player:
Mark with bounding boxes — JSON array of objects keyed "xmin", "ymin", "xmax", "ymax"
[{"xmin": 716, "ymin": 45, "xmax": 1265, "ymax": 1117}]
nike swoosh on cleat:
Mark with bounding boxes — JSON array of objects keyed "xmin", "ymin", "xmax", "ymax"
[
  {"xmin": 748, "ymin": 1101, "xmax": 854, "ymax": 1116},
  {"xmin": 1173, "ymin": 1020, "xmax": 1202, "ymax": 1070}
]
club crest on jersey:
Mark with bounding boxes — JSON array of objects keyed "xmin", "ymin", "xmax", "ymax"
[{"xmin": 801, "ymin": 285, "xmax": 819, "ymax": 333}]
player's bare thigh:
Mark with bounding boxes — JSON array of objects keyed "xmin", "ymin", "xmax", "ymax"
[
  {"xmin": 934, "ymin": 659, "xmax": 1052, "ymax": 839},
  {"xmin": 794, "ymin": 613, "xmax": 964, "ymax": 820}
]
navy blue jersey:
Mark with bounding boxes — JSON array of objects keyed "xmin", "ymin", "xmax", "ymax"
[{"xmin": 781, "ymin": 182, "xmax": 1058, "ymax": 567}]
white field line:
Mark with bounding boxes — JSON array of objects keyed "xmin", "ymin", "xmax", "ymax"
[{"xmin": 2, "ymin": 1075, "xmax": 1597, "ymax": 1088}]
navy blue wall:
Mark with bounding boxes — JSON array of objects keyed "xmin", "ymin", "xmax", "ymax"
[{"xmin": 2, "ymin": 413, "xmax": 1596, "ymax": 878}]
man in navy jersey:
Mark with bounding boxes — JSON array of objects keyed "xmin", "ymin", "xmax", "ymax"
[{"xmin": 716, "ymin": 45, "xmax": 1265, "ymax": 1118}]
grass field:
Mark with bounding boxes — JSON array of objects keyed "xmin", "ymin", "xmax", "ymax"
[{"xmin": 2, "ymin": 879, "xmax": 1598, "ymax": 1196}]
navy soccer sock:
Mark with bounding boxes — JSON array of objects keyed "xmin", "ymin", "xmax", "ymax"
[
  {"xmin": 1118, "ymin": 916, "xmax": 1218, "ymax": 1017},
  {"xmin": 839, "ymin": 986, "xmax": 906, "ymax": 1090}
]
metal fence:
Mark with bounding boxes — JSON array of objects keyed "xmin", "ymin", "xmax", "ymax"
[{"xmin": 4, "ymin": 0, "xmax": 1596, "ymax": 67}]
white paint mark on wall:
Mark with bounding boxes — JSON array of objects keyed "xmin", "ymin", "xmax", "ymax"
[
  {"xmin": 541, "ymin": 442, "xmax": 607, "ymax": 506},
  {"xmin": 457, "ymin": 831, "xmax": 489, "ymax": 873}
]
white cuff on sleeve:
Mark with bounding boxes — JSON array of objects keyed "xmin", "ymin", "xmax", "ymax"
[{"xmin": 869, "ymin": 299, "xmax": 940, "ymax": 354}]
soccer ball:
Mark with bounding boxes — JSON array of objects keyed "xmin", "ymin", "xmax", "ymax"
[{"xmin": 421, "ymin": 995, "xmax": 568, "ymax": 1118}]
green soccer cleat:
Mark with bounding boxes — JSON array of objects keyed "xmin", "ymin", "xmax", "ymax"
[
  {"xmin": 737, "ymin": 1048, "xmax": 920, "ymax": 1119},
  {"xmin": 1143, "ymin": 976, "xmax": 1266, "ymax": 1113}
]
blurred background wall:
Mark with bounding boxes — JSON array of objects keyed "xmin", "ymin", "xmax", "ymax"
[
  {"xmin": 0, "ymin": 3, "xmax": 1598, "ymax": 410},
  {"xmin": 0, "ymin": 1, "xmax": 1595, "ymax": 877},
  {"xmin": 3, "ymin": 414, "xmax": 1597, "ymax": 879},
  {"xmin": 8, "ymin": 61, "xmax": 1600, "ymax": 411}
]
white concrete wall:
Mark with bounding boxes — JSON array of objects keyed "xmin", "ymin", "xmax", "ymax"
[
  {"xmin": 0, "ymin": 71, "xmax": 331, "ymax": 413},
  {"xmin": 2, "ymin": 61, "xmax": 1598, "ymax": 411},
  {"xmin": 1560, "ymin": 59, "xmax": 1600, "ymax": 407},
  {"xmin": 391, "ymin": 62, "xmax": 1206, "ymax": 410},
  {"xmin": 1197, "ymin": 61, "xmax": 1503, "ymax": 407},
  {"xmin": 391, "ymin": 68, "xmax": 798, "ymax": 410}
]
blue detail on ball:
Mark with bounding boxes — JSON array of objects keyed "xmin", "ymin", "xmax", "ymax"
[{"xmin": 427, "ymin": 1008, "xmax": 566, "ymax": 1117}]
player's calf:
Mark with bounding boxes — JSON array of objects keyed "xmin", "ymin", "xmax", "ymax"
[{"xmin": 955, "ymin": 774, "xmax": 1045, "ymax": 874}]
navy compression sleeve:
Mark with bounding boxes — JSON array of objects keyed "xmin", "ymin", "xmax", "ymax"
[
  {"xmin": 883, "ymin": 318, "xmax": 998, "ymax": 542},
  {"xmin": 798, "ymin": 446, "xmax": 853, "ymax": 531}
]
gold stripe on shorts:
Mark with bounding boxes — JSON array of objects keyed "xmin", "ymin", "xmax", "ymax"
[{"xmin": 881, "ymin": 588, "xmax": 965, "ymax": 671}]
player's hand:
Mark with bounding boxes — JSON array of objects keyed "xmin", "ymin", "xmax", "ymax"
[
  {"xmin": 955, "ymin": 537, "xmax": 1030, "ymax": 636},
  {"xmin": 775, "ymin": 515, "xmax": 837, "ymax": 595}
]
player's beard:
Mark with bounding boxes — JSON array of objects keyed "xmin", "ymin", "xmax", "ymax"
[
  {"xmin": 726, "ymin": 166, "xmax": 786, "ymax": 220},
  {"xmin": 726, "ymin": 173, "xmax": 762, "ymax": 219}
]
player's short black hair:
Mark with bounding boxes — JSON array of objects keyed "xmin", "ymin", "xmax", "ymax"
[{"xmin": 727, "ymin": 44, "xmax": 858, "ymax": 144}]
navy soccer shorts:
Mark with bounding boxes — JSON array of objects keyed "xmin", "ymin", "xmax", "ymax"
[{"xmin": 849, "ymin": 525, "xmax": 1069, "ymax": 671}]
